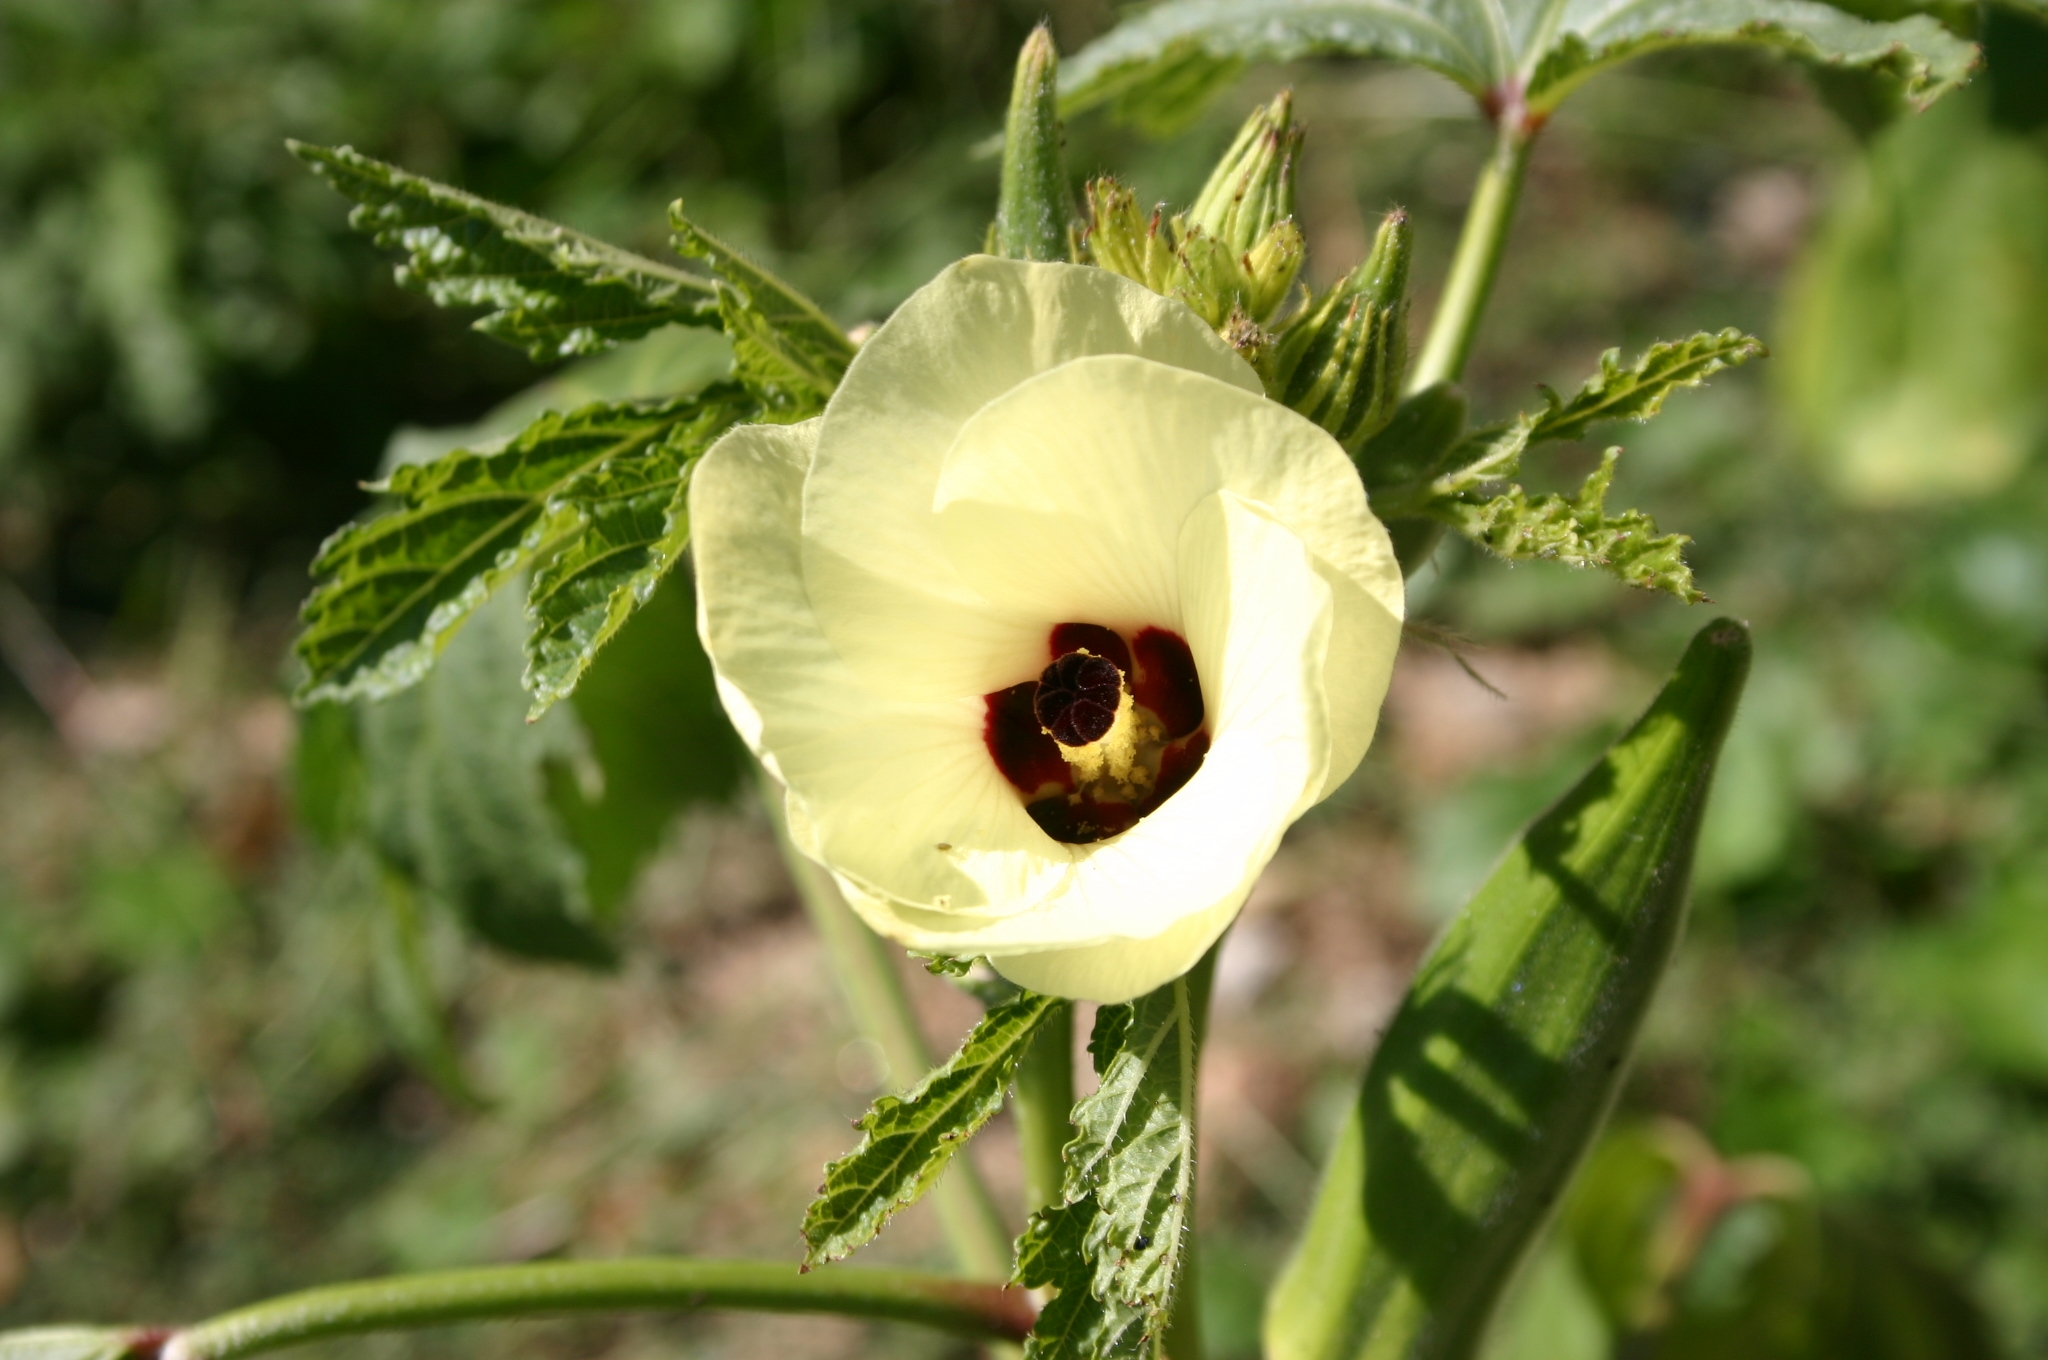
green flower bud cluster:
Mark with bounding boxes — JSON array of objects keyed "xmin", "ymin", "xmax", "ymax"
[
  {"xmin": 1082, "ymin": 92, "xmax": 1305, "ymax": 331},
  {"xmin": 1080, "ymin": 92, "xmax": 1414, "ymax": 458}
]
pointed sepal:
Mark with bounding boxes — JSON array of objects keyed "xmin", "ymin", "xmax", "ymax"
[{"xmin": 993, "ymin": 25, "xmax": 1074, "ymax": 262}]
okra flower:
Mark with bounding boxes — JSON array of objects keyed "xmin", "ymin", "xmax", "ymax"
[{"xmin": 691, "ymin": 256, "xmax": 1403, "ymax": 1002}]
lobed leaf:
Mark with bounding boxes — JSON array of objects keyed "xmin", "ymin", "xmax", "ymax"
[
  {"xmin": 290, "ymin": 142, "xmax": 716, "ymax": 361},
  {"xmin": 1059, "ymin": 966, "xmax": 1210, "ymax": 1338},
  {"xmin": 1267, "ymin": 618, "xmax": 1752, "ymax": 1360},
  {"xmin": 1430, "ymin": 448, "xmax": 1705, "ymax": 602},
  {"xmin": 670, "ymin": 206, "xmax": 857, "ymax": 417},
  {"xmin": 543, "ymin": 570, "xmax": 749, "ymax": 921},
  {"xmin": 1417, "ymin": 415, "xmax": 1536, "ymax": 505},
  {"xmin": 294, "ymin": 394, "xmax": 722, "ymax": 706},
  {"xmin": 803, "ymin": 991, "xmax": 1064, "ymax": 1267},
  {"xmin": 1526, "ymin": 329, "xmax": 1766, "ymax": 445},
  {"xmin": 358, "ymin": 588, "xmax": 614, "ymax": 968},
  {"xmin": 521, "ymin": 382, "xmax": 755, "ymax": 717},
  {"xmin": 1013, "ymin": 1199, "xmax": 1149, "ymax": 1360},
  {"xmin": 1060, "ymin": 0, "xmax": 1975, "ymax": 126}
]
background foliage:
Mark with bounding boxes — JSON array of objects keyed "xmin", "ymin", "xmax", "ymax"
[{"xmin": 2, "ymin": 1, "xmax": 2047, "ymax": 1357}]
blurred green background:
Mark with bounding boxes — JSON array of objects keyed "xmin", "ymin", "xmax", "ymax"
[{"xmin": 2, "ymin": 1, "xmax": 2047, "ymax": 1357}]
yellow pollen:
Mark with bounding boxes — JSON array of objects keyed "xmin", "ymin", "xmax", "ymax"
[{"xmin": 1049, "ymin": 682, "xmax": 1162, "ymax": 797}]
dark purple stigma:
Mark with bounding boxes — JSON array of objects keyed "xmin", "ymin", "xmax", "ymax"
[{"xmin": 1034, "ymin": 650, "xmax": 1125, "ymax": 747}]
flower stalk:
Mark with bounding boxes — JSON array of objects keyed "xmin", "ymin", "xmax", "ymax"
[
  {"xmin": 1408, "ymin": 112, "xmax": 1536, "ymax": 391},
  {"xmin": 1161, "ymin": 945, "xmax": 1220, "ymax": 1360},
  {"xmin": 1013, "ymin": 1001, "xmax": 1075, "ymax": 1215},
  {"xmin": 158, "ymin": 1259, "xmax": 1035, "ymax": 1360}
]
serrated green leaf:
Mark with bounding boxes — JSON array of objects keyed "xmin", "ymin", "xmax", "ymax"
[
  {"xmin": 289, "ymin": 142, "xmax": 717, "ymax": 361},
  {"xmin": 294, "ymin": 395, "xmax": 715, "ymax": 706},
  {"xmin": 669, "ymin": 206, "xmax": 857, "ymax": 416},
  {"xmin": 359, "ymin": 588, "xmax": 614, "ymax": 968},
  {"xmin": 521, "ymin": 382, "xmax": 755, "ymax": 717},
  {"xmin": 0, "ymin": 1330, "xmax": 140, "ymax": 1360},
  {"xmin": 1386, "ymin": 330, "xmax": 1754, "ymax": 591},
  {"xmin": 1014, "ymin": 1199, "xmax": 1150, "ymax": 1360},
  {"xmin": 1526, "ymin": 329, "xmax": 1766, "ymax": 445},
  {"xmin": 1063, "ymin": 965, "xmax": 1210, "ymax": 1331},
  {"xmin": 547, "ymin": 570, "xmax": 748, "ymax": 921},
  {"xmin": 804, "ymin": 991, "xmax": 1063, "ymax": 1266},
  {"xmin": 1431, "ymin": 448, "xmax": 1705, "ymax": 602},
  {"xmin": 1422, "ymin": 415, "xmax": 1537, "ymax": 504},
  {"xmin": 1061, "ymin": 0, "xmax": 1976, "ymax": 126},
  {"xmin": 1072, "ymin": 37, "xmax": 1248, "ymax": 137},
  {"xmin": 1268, "ymin": 619, "xmax": 1752, "ymax": 1360}
]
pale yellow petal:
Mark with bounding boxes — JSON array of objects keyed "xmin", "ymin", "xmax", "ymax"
[
  {"xmin": 690, "ymin": 418, "xmax": 1064, "ymax": 913},
  {"xmin": 987, "ymin": 893, "xmax": 1242, "ymax": 1003},
  {"xmin": 801, "ymin": 257, "xmax": 1259, "ymax": 701}
]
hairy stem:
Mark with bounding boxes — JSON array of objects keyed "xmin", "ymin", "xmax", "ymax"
[
  {"xmin": 160, "ymin": 1259, "xmax": 1035, "ymax": 1360},
  {"xmin": 1161, "ymin": 946, "xmax": 1221, "ymax": 1360},
  {"xmin": 762, "ymin": 784, "xmax": 1015, "ymax": 1281},
  {"xmin": 1013, "ymin": 1001, "xmax": 1075, "ymax": 1214},
  {"xmin": 1408, "ymin": 116, "xmax": 1535, "ymax": 392}
]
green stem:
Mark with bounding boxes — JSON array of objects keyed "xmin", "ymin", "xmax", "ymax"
[
  {"xmin": 1012, "ymin": 1002, "xmax": 1074, "ymax": 1214},
  {"xmin": 1408, "ymin": 117, "xmax": 1535, "ymax": 393},
  {"xmin": 762, "ymin": 784, "xmax": 1015, "ymax": 1282},
  {"xmin": 1162, "ymin": 945, "xmax": 1221, "ymax": 1360},
  {"xmin": 162, "ymin": 1259, "xmax": 1035, "ymax": 1360}
]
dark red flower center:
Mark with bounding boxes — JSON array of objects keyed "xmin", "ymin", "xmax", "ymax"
[
  {"xmin": 981, "ymin": 621, "xmax": 1210, "ymax": 847},
  {"xmin": 1034, "ymin": 650, "xmax": 1125, "ymax": 747}
]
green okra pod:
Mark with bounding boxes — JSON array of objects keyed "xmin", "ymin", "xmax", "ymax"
[{"xmin": 1268, "ymin": 618, "xmax": 1753, "ymax": 1360}]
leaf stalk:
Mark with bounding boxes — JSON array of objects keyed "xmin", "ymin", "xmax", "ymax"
[{"xmin": 157, "ymin": 1259, "xmax": 1035, "ymax": 1360}]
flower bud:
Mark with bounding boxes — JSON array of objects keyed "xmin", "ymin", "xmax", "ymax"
[
  {"xmin": 993, "ymin": 25, "xmax": 1072, "ymax": 262},
  {"xmin": 1187, "ymin": 91, "xmax": 1302, "ymax": 256},
  {"xmin": 1083, "ymin": 177, "xmax": 1176, "ymax": 293},
  {"xmin": 1242, "ymin": 218, "xmax": 1305, "ymax": 323},
  {"xmin": 1263, "ymin": 209, "xmax": 1412, "ymax": 449},
  {"xmin": 1167, "ymin": 227, "xmax": 1243, "ymax": 329},
  {"xmin": 1085, "ymin": 94, "xmax": 1305, "ymax": 332}
]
